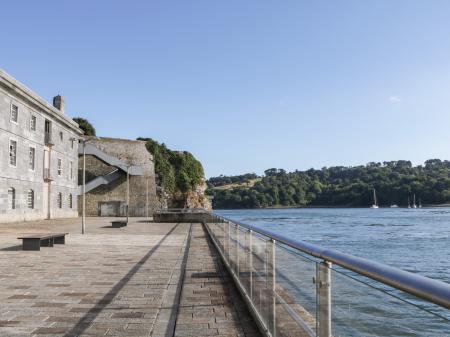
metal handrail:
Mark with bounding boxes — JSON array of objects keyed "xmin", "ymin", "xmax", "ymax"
[{"xmin": 212, "ymin": 213, "xmax": 450, "ymax": 310}]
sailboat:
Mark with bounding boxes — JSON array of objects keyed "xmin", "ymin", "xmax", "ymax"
[
  {"xmin": 407, "ymin": 197, "xmax": 411, "ymax": 209},
  {"xmin": 370, "ymin": 189, "xmax": 379, "ymax": 209},
  {"xmin": 412, "ymin": 194, "xmax": 417, "ymax": 209},
  {"xmin": 419, "ymin": 198, "xmax": 422, "ymax": 208}
]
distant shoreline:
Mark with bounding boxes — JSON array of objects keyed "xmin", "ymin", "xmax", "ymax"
[{"xmin": 213, "ymin": 204, "xmax": 450, "ymax": 210}]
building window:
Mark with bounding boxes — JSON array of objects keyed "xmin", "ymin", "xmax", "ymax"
[
  {"xmin": 57, "ymin": 158, "xmax": 62, "ymax": 176},
  {"xmin": 8, "ymin": 188, "xmax": 15, "ymax": 209},
  {"xmin": 30, "ymin": 115, "xmax": 37, "ymax": 131},
  {"xmin": 9, "ymin": 140, "xmax": 17, "ymax": 166},
  {"xmin": 29, "ymin": 147, "xmax": 35, "ymax": 171},
  {"xmin": 68, "ymin": 194, "xmax": 73, "ymax": 209},
  {"xmin": 27, "ymin": 190, "xmax": 34, "ymax": 209},
  {"xmin": 69, "ymin": 161, "xmax": 73, "ymax": 180},
  {"xmin": 10, "ymin": 104, "xmax": 18, "ymax": 123},
  {"xmin": 57, "ymin": 193, "xmax": 62, "ymax": 209},
  {"xmin": 71, "ymin": 139, "xmax": 75, "ymax": 149},
  {"xmin": 59, "ymin": 131, "xmax": 63, "ymax": 142}
]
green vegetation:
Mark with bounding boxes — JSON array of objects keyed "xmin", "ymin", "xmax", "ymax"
[
  {"xmin": 207, "ymin": 173, "xmax": 259, "ymax": 188},
  {"xmin": 207, "ymin": 160, "xmax": 450, "ymax": 209},
  {"xmin": 73, "ymin": 117, "xmax": 96, "ymax": 136},
  {"xmin": 137, "ymin": 138, "xmax": 205, "ymax": 195}
]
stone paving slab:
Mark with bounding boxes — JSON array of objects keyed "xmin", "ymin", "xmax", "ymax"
[
  {"xmin": 174, "ymin": 225, "xmax": 260, "ymax": 337},
  {"xmin": 0, "ymin": 218, "xmax": 261, "ymax": 337}
]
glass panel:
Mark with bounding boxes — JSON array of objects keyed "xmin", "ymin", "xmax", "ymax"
[
  {"xmin": 274, "ymin": 244, "xmax": 317, "ymax": 337},
  {"xmin": 249, "ymin": 233, "xmax": 267, "ymax": 326},
  {"xmin": 206, "ymin": 218, "xmax": 450, "ymax": 337},
  {"xmin": 329, "ymin": 266, "xmax": 450, "ymax": 337}
]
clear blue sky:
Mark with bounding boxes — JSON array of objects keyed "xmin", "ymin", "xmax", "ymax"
[{"xmin": 2, "ymin": 1, "xmax": 450, "ymax": 177}]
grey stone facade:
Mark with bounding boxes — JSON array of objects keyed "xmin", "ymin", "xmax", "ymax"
[
  {"xmin": 0, "ymin": 69, "xmax": 83, "ymax": 223},
  {"xmin": 78, "ymin": 137, "xmax": 159, "ymax": 217}
]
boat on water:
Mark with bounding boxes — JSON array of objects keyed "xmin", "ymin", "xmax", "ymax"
[
  {"xmin": 390, "ymin": 204, "xmax": 399, "ymax": 208},
  {"xmin": 407, "ymin": 197, "xmax": 411, "ymax": 209},
  {"xmin": 412, "ymin": 194, "xmax": 417, "ymax": 209},
  {"xmin": 370, "ymin": 189, "xmax": 379, "ymax": 208},
  {"xmin": 419, "ymin": 198, "xmax": 422, "ymax": 208}
]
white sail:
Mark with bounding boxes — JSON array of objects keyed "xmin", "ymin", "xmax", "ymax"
[{"xmin": 371, "ymin": 189, "xmax": 379, "ymax": 208}]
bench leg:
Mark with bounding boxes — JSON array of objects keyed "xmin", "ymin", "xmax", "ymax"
[
  {"xmin": 54, "ymin": 236, "xmax": 65, "ymax": 244},
  {"xmin": 23, "ymin": 239, "xmax": 41, "ymax": 251},
  {"xmin": 40, "ymin": 238, "xmax": 54, "ymax": 247}
]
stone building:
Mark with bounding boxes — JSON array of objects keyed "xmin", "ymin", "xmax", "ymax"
[
  {"xmin": 0, "ymin": 69, "xmax": 83, "ymax": 223},
  {"xmin": 78, "ymin": 137, "xmax": 159, "ymax": 217}
]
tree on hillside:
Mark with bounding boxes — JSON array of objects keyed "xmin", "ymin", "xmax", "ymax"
[
  {"xmin": 137, "ymin": 137, "xmax": 205, "ymax": 195},
  {"xmin": 207, "ymin": 161, "xmax": 450, "ymax": 209},
  {"xmin": 73, "ymin": 117, "xmax": 96, "ymax": 136}
]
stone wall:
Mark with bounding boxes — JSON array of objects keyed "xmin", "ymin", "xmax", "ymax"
[{"xmin": 78, "ymin": 138, "xmax": 159, "ymax": 217}]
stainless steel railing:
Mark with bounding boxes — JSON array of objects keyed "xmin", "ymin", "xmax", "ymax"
[{"xmin": 204, "ymin": 213, "xmax": 450, "ymax": 337}]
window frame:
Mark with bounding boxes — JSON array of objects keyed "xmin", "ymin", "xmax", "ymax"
[
  {"xmin": 27, "ymin": 189, "xmax": 34, "ymax": 209},
  {"xmin": 57, "ymin": 192, "xmax": 62, "ymax": 209},
  {"xmin": 69, "ymin": 160, "xmax": 73, "ymax": 180},
  {"xmin": 28, "ymin": 146, "xmax": 36, "ymax": 171},
  {"xmin": 8, "ymin": 187, "xmax": 16, "ymax": 210},
  {"xmin": 10, "ymin": 103, "xmax": 19, "ymax": 124},
  {"xmin": 9, "ymin": 138, "xmax": 18, "ymax": 168},
  {"xmin": 68, "ymin": 194, "xmax": 73, "ymax": 209},
  {"xmin": 30, "ymin": 114, "xmax": 37, "ymax": 131},
  {"xmin": 57, "ymin": 158, "xmax": 62, "ymax": 176}
]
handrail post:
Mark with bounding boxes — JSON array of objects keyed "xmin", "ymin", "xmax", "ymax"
[
  {"xmin": 267, "ymin": 238, "xmax": 276, "ymax": 337},
  {"xmin": 248, "ymin": 229, "xmax": 253, "ymax": 300},
  {"xmin": 317, "ymin": 261, "xmax": 332, "ymax": 337},
  {"xmin": 227, "ymin": 221, "xmax": 231, "ymax": 262},
  {"xmin": 236, "ymin": 225, "xmax": 240, "ymax": 275}
]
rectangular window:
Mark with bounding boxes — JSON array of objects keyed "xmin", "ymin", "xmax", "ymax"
[
  {"xmin": 59, "ymin": 131, "xmax": 63, "ymax": 142},
  {"xmin": 29, "ymin": 147, "xmax": 35, "ymax": 170},
  {"xmin": 57, "ymin": 193, "xmax": 62, "ymax": 208},
  {"xmin": 10, "ymin": 104, "xmax": 18, "ymax": 123},
  {"xmin": 27, "ymin": 190, "xmax": 34, "ymax": 209},
  {"xmin": 30, "ymin": 115, "xmax": 37, "ymax": 131},
  {"xmin": 9, "ymin": 140, "xmax": 17, "ymax": 166},
  {"xmin": 57, "ymin": 158, "xmax": 62, "ymax": 176},
  {"xmin": 8, "ymin": 188, "xmax": 15, "ymax": 209},
  {"xmin": 69, "ymin": 161, "xmax": 73, "ymax": 180}
]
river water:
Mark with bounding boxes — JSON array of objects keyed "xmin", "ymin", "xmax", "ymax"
[{"xmin": 215, "ymin": 208, "xmax": 450, "ymax": 336}]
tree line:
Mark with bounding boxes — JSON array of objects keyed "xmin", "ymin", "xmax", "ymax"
[{"xmin": 207, "ymin": 160, "xmax": 450, "ymax": 209}]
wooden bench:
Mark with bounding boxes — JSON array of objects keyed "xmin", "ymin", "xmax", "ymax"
[
  {"xmin": 17, "ymin": 233, "xmax": 68, "ymax": 251},
  {"xmin": 111, "ymin": 221, "xmax": 128, "ymax": 228}
]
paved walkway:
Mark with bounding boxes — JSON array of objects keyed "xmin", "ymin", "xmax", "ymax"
[{"xmin": 0, "ymin": 218, "xmax": 261, "ymax": 337}]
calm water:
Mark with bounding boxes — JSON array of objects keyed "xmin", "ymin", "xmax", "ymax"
[{"xmin": 215, "ymin": 208, "xmax": 450, "ymax": 336}]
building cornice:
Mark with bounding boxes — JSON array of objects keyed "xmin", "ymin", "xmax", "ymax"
[{"xmin": 0, "ymin": 69, "xmax": 83, "ymax": 136}]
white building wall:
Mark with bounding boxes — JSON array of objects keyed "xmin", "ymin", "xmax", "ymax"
[{"xmin": 0, "ymin": 71, "xmax": 82, "ymax": 223}]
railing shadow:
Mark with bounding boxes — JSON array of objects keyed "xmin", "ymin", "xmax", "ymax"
[{"xmin": 62, "ymin": 222, "xmax": 181, "ymax": 337}]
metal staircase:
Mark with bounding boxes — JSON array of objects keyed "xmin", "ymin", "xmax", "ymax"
[{"xmin": 79, "ymin": 143, "xmax": 144, "ymax": 193}]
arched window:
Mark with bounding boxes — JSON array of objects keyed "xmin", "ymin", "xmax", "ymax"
[
  {"xmin": 27, "ymin": 189, "xmax": 34, "ymax": 209},
  {"xmin": 8, "ymin": 188, "xmax": 15, "ymax": 210},
  {"xmin": 57, "ymin": 193, "xmax": 62, "ymax": 209},
  {"xmin": 68, "ymin": 194, "xmax": 73, "ymax": 209}
]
